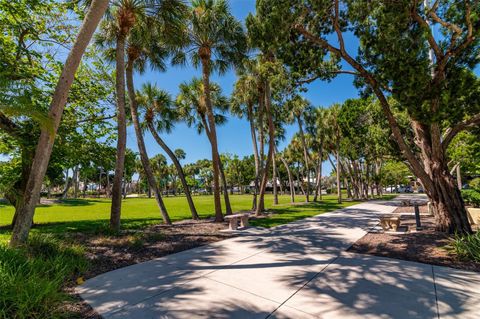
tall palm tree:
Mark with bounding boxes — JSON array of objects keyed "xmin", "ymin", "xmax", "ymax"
[
  {"xmin": 137, "ymin": 83, "xmax": 199, "ymax": 220},
  {"xmin": 10, "ymin": 0, "xmax": 109, "ymax": 246},
  {"xmin": 286, "ymin": 95, "xmax": 313, "ymax": 202},
  {"xmin": 231, "ymin": 61, "xmax": 260, "ymax": 210},
  {"xmin": 176, "ymin": 78, "xmax": 229, "ymax": 222},
  {"xmin": 311, "ymin": 107, "xmax": 328, "ymax": 202},
  {"xmin": 96, "ymin": 0, "xmax": 146, "ymax": 231},
  {"xmin": 175, "ymin": 0, "xmax": 247, "ymax": 220},
  {"xmin": 324, "ymin": 104, "xmax": 342, "ymax": 203}
]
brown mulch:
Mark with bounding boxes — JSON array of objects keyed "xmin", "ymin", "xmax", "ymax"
[
  {"xmin": 348, "ymin": 204, "xmax": 480, "ymax": 272},
  {"xmin": 64, "ymin": 219, "xmax": 236, "ymax": 318}
]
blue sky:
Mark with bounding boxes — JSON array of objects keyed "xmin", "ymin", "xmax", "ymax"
[{"xmin": 130, "ymin": 0, "xmax": 361, "ymax": 176}]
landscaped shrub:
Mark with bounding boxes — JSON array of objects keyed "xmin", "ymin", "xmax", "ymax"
[
  {"xmin": 461, "ymin": 189, "xmax": 480, "ymax": 208},
  {"xmin": 0, "ymin": 234, "xmax": 88, "ymax": 319},
  {"xmin": 450, "ymin": 231, "xmax": 480, "ymax": 263},
  {"xmin": 469, "ymin": 177, "xmax": 480, "ymax": 192}
]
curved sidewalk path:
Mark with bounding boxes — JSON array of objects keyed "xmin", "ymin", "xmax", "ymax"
[{"xmin": 78, "ymin": 195, "xmax": 479, "ymax": 318}]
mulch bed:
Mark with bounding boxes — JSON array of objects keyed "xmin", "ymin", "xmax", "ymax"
[
  {"xmin": 64, "ymin": 219, "xmax": 236, "ymax": 318},
  {"xmin": 348, "ymin": 204, "xmax": 480, "ymax": 272}
]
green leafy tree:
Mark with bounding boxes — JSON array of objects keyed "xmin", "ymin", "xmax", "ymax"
[
  {"xmin": 256, "ymin": 0, "xmax": 480, "ymax": 233},
  {"xmin": 6, "ymin": 0, "xmax": 109, "ymax": 245}
]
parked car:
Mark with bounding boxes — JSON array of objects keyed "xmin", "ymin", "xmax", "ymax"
[{"xmin": 397, "ymin": 185, "xmax": 413, "ymax": 193}]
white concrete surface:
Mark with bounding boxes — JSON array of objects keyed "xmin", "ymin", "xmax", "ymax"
[{"xmin": 78, "ymin": 195, "xmax": 480, "ymax": 318}]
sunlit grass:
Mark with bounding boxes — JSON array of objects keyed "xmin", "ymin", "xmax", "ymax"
[{"xmin": 0, "ymin": 193, "xmax": 397, "ymax": 243}]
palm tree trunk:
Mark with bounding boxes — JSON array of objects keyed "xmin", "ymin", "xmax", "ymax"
[
  {"xmin": 297, "ymin": 116, "xmax": 310, "ymax": 202},
  {"xmin": 336, "ymin": 151, "xmax": 342, "ymax": 204},
  {"xmin": 148, "ymin": 123, "xmax": 199, "ymax": 220},
  {"xmin": 110, "ymin": 34, "xmax": 128, "ymax": 231},
  {"xmin": 200, "ymin": 57, "xmax": 223, "ymax": 222},
  {"xmin": 279, "ymin": 156, "xmax": 295, "ymax": 203},
  {"xmin": 9, "ymin": 0, "xmax": 109, "ymax": 246},
  {"xmin": 256, "ymin": 79, "xmax": 275, "ymax": 216},
  {"xmin": 247, "ymin": 105, "xmax": 260, "ymax": 211},
  {"xmin": 218, "ymin": 160, "xmax": 232, "ymax": 215},
  {"xmin": 126, "ymin": 60, "xmax": 172, "ymax": 224},
  {"xmin": 272, "ymin": 147, "xmax": 278, "ymax": 205},
  {"xmin": 313, "ymin": 156, "xmax": 322, "ymax": 201}
]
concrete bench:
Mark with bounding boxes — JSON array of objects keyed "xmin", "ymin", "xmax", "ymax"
[
  {"xmin": 224, "ymin": 213, "xmax": 250, "ymax": 230},
  {"xmin": 380, "ymin": 216, "xmax": 400, "ymax": 232}
]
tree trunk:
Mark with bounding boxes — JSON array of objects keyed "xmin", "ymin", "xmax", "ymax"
[
  {"xmin": 73, "ymin": 165, "xmax": 79, "ymax": 198},
  {"xmin": 336, "ymin": 151, "xmax": 342, "ymax": 204},
  {"xmin": 313, "ymin": 155, "xmax": 323, "ymax": 202},
  {"xmin": 248, "ymin": 106, "xmax": 260, "ymax": 211},
  {"xmin": 200, "ymin": 56, "xmax": 223, "ymax": 222},
  {"xmin": 280, "ymin": 155, "xmax": 295, "ymax": 203},
  {"xmin": 9, "ymin": 0, "xmax": 109, "ymax": 246},
  {"xmin": 272, "ymin": 147, "xmax": 278, "ymax": 205},
  {"xmin": 297, "ymin": 116, "xmax": 310, "ymax": 202},
  {"xmin": 256, "ymin": 79, "xmax": 275, "ymax": 216},
  {"xmin": 428, "ymin": 169, "xmax": 471, "ymax": 233},
  {"xmin": 126, "ymin": 61, "xmax": 172, "ymax": 224},
  {"xmin": 61, "ymin": 169, "xmax": 71, "ymax": 199},
  {"xmin": 148, "ymin": 123, "xmax": 199, "ymax": 220},
  {"xmin": 218, "ymin": 160, "xmax": 232, "ymax": 215},
  {"xmin": 110, "ymin": 34, "xmax": 127, "ymax": 232}
]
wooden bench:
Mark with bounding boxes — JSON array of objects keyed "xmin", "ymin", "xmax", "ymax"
[
  {"xmin": 224, "ymin": 213, "xmax": 250, "ymax": 230},
  {"xmin": 379, "ymin": 216, "xmax": 400, "ymax": 231}
]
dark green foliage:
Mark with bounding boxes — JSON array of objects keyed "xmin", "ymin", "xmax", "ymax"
[
  {"xmin": 462, "ymin": 189, "xmax": 480, "ymax": 208},
  {"xmin": 0, "ymin": 234, "xmax": 88, "ymax": 319}
]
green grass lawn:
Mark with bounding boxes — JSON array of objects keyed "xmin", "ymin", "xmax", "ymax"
[{"xmin": 0, "ymin": 193, "xmax": 396, "ymax": 242}]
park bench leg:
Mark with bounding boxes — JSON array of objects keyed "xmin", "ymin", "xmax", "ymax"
[
  {"xmin": 391, "ymin": 221, "xmax": 399, "ymax": 231},
  {"xmin": 240, "ymin": 216, "xmax": 249, "ymax": 228},
  {"xmin": 228, "ymin": 217, "xmax": 238, "ymax": 230}
]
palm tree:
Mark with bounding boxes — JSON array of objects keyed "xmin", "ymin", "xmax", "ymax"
[
  {"xmin": 231, "ymin": 61, "xmax": 260, "ymax": 210},
  {"xmin": 176, "ymin": 78, "xmax": 229, "ymax": 222},
  {"xmin": 310, "ymin": 107, "xmax": 328, "ymax": 202},
  {"xmin": 10, "ymin": 0, "xmax": 109, "ymax": 246},
  {"xmin": 95, "ymin": 0, "xmax": 147, "ymax": 231},
  {"xmin": 137, "ymin": 83, "xmax": 199, "ymax": 220},
  {"xmin": 324, "ymin": 104, "xmax": 342, "ymax": 203},
  {"xmin": 286, "ymin": 95, "xmax": 313, "ymax": 202},
  {"xmin": 175, "ymin": 0, "xmax": 247, "ymax": 220}
]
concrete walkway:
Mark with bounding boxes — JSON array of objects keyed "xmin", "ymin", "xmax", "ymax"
[{"xmin": 78, "ymin": 195, "xmax": 480, "ymax": 318}]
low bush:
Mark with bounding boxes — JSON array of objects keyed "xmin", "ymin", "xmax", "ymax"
[
  {"xmin": 461, "ymin": 189, "xmax": 480, "ymax": 208},
  {"xmin": 0, "ymin": 234, "xmax": 88, "ymax": 319},
  {"xmin": 450, "ymin": 231, "xmax": 480, "ymax": 263},
  {"xmin": 469, "ymin": 177, "xmax": 480, "ymax": 192}
]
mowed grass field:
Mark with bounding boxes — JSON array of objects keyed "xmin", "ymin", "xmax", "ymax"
[{"xmin": 0, "ymin": 193, "xmax": 396, "ymax": 242}]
